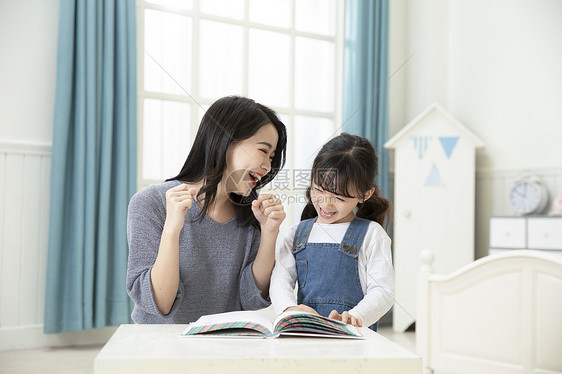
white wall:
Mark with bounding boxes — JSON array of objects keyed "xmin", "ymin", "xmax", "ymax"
[
  {"xmin": 389, "ymin": 0, "xmax": 562, "ymax": 259},
  {"xmin": 448, "ymin": 0, "xmax": 562, "ymax": 171},
  {"xmin": 391, "ymin": 0, "xmax": 562, "ymax": 166},
  {"xmin": 0, "ymin": 0, "xmax": 116, "ymax": 350},
  {"xmin": 0, "ymin": 0, "xmax": 58, "ymax": 143}
]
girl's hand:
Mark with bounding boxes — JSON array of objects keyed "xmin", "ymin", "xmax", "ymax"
[
  {"xmin": 251, "ymin": 194, "xmax": 286, "ymax": 233},
  {"xmin": 284, "ymin": 304, "xmax": 319, "ymax": 315},
  {"xmin": 164, "ymin": 184, "xmax": 197, "ymax": 235},
  {"xmin": 328, "ymin": 310, "xmax": 363, "ymax": 327}
]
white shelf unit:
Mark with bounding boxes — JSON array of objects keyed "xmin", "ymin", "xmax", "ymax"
[
  {"xmin": 489, "ymin": 216, "xmax": 562, "ymax": 257},
  {"xmin": 385, "ymin": 104, "xmax": 484, "ymax": 332}
]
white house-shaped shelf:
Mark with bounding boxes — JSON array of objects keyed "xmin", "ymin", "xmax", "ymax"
[
  {"xmin": 384, "ymin": 103, "xmax": 484, "ymax": 332},
  {"xmin": 385, "ymin": 103, "xmax": 484, "ymax": 190},
  {"xmin": 385, "ymin": 103, "xmax": 484, "ymax": 163}
]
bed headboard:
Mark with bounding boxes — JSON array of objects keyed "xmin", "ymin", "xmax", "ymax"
[{"xmin": 416, "ymin": 249, "xmax": 562, "ymax": 374}]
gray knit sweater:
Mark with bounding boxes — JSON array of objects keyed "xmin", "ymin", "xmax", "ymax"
[{"xmin": 126, "ymin": 181, "xmax": 270, "ymax": 324}]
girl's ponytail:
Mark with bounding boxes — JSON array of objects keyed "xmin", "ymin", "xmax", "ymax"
[
  {"xmin": 300, "ymin": 187, "xmax": 318, "ymax": 220},
  {"xmin": 300, "ymin": 202, "xmax": 317, "ymax": 220},
  {"xmin": 356, "ymin": 186, "xmax": 392, "ymax": 228}
]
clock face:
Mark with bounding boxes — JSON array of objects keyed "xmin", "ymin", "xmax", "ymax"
[{"xmin": 509, "ymin": 181, "xmax": 542, "ymax": 215}]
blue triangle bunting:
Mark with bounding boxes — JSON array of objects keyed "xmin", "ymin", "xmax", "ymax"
[{"xmin": 439, "ymin": 136, "xmax": 459, "ymax": 159}]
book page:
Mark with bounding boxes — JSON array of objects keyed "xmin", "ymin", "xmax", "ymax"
[
  {"xmin": 273, "ymin": 311, "xmax": 363, "ymax": 338},
  {"xmin": 182, "ymin": 310, "xmax": 274, "ymax": 336},
  {"xmin": 272, "ymin": 310, "xmax": 347, "ymax": 327}
]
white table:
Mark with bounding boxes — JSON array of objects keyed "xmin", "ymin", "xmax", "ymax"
[{"xmin": 94, "ymin": 324, "xmax": 421, "ymax": 374}]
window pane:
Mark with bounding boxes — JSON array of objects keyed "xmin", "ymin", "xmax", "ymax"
[
  {"xmin": 248, "ymin": 29, "xmax": 291, "ymax": 108},
  {"xmin": 200, "ymin": 0, "xmax": 244, "ymax": 20},
  {"xmin": 293, "ymin": 116, "xmax": 334, "ymax": 171},
  {"xmin": 295, "ymin": 0, "xmax": 336, "ymax": 36},
  {"xmin": 295, "ymin": 37, "xmax": 335, "ymax": 112},
  {"xmin": 145, "ymin": 10, "xmax": 192, "ymax": 95},
  {"xmin": 146, "ymin": 0, "xmax": 192, "ymax": 11},
  {"xmin": 249, "ymin": 0, "xmax": 291, "ymax": 28},
  {"xmin": 143, "ymin": 99, "xmax": 192, "ymax": 180},
  {"xmin": 290, "ymin": 116, "xmax": 334, "ymax": 224},
  {"xmin": 199, "ymin": 21, "xmax": 244, "ymax": 99}
]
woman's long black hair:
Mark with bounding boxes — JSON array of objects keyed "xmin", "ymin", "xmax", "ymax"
[
  {"xmin": 301, "ymin": 133, "xmax": 391, "ymax": 228},
  {"xmin": 168, "ymin": 96, "xmax": 287, "ymax": 229}
]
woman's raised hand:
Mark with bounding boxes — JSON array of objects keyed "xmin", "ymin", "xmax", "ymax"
[
  {"xmin": 164, "ymin": 183, "xmax": 197, "ymax": 235},
  {"xmin": 251, "ymin": 194, "xmax": 286, "ymax": 233}
]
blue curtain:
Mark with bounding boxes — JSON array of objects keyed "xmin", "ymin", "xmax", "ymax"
[
  {"xmin": 44, "ymin": 0, "xmax": 137, "ymax": 333},
  {"xmin": 343, "ymin": 0, "xmax": 390, "ymax": 199}
]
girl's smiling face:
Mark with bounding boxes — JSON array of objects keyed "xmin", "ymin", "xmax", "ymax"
[
  {"xmin": 224, "ymin": 123, "xmax": 279, "ymax": 196},
  {"xmin": 310, "ymin": 182, "xmax": 363, "ymax": 224}
]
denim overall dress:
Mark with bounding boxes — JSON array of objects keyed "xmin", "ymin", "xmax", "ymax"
[{"xmin": 292, "ymin": 216, "xmax": 378, "ymax": 331}]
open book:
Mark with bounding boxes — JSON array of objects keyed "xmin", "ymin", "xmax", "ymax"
[{"xmin": 182, "ymin": 310, "xmax": 364, "ymax": 339}]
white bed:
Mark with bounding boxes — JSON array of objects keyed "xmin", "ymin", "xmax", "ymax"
[{"xmin": 416, "ymin": 249, "xmax": 562, "ymax": 374}]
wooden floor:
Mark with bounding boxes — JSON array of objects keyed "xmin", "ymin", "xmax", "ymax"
[{"xmin": 0, "ymin": 326, "xmax": 415, "ymax": 374}]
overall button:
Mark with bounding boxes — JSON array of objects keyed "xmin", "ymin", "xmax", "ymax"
[{"xmin": 343, "ymin": 244, "xmax": 350, "ymax": 251}]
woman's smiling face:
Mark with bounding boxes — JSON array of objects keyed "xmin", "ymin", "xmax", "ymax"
[{"xmin": 223, "ymin": 123, "xmax": 279, "ymax": 196}]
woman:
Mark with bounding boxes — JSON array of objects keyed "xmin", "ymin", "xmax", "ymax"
[{"xmin": 127, "ymin": 96, "xmax": 287, "ymax": 323}]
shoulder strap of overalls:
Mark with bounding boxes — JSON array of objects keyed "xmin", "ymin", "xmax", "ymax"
[
  {"xmin": 340, "ymin": 217, "xmax": 371, "ymax": 254},
  {"xmin": 291, "ymin": 217, "xmax": 316, "ymax": 251}
]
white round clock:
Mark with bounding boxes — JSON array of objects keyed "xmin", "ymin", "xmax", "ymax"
[{"xmin": 509, "ymin": 177, "xmax": 548, "ymax": 216}]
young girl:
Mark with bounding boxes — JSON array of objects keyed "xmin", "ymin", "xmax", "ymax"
[
  {"xmin": 127, "ymin": 96, "xmax": 287, "ymax": 324},
  {"xmin": 270, "ymin": 133, "xmax": 394, "ymax": 330}
]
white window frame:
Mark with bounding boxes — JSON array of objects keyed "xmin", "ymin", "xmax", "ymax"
[{"xmin": 136, "ymin": 0, "xmax": 345, "ymax": 223}]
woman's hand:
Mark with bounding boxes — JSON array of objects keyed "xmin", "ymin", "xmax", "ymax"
[
  {"xmin": 284, "ymin": 304, "xmax": 319, "ymax": 315},
  {"xmin": 164, "ymin": 183, "xmax": 197, "ymax": 235},
  {"xmin": 252, "ymin": 194, "xmax": 286, "ymax": 232},
  {"xmin": 328, "ymin": 310, "xmax": 363, "ymax": 327},
  {"xmin": 251, "ymin": 194, "xmax": 285, "ymax": 298}
]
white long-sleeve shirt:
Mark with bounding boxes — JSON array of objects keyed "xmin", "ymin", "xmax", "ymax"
[{"xmin": 269, "ymin": 220, "xmax": 395, "ymax": 327}]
